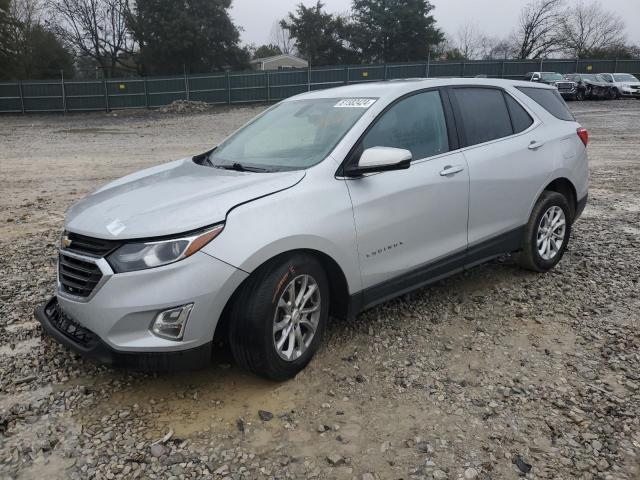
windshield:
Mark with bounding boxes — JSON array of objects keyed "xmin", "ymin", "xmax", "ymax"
[
  {"xmin": 541, "ymin": 72, "xmax": 565, "ymax": 81},
  {"xmin": 209, "ymin": 98, "xmax": 375, "ymax": 171},
  {"xmin": 614, "ymin": 74, "xmax": 639, "ymax": 82}
]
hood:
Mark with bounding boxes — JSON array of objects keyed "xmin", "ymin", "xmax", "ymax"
[
  {"xmin": 65, "ymin": 158, "xmax": 305, "ymax": 239},
  {"xmin": 583, "ymin": 80, "xmax": 609, "ymax": 87}
]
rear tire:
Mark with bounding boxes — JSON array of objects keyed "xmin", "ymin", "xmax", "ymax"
[
  {"xmin": 515, "ymin": 191, "xmax": 572, "ymax": 272},
  {"xmin": 228, "ymin": 253, "xmax": 329, "ymax": 381}
]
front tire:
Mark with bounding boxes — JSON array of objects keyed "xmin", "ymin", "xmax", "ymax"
[
  {"xmin": 515, "ymin": 191, "xmax": 572, "ymax": 272},
  {"xmin": 228, "ymin": 253, "xmax": 329, "ymax": 381}
]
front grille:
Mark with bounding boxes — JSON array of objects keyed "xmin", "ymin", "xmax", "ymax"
[
  {"xmin": 45, "ymin": 299, "xmax": 98, "ymax": 348},
  {"xmin": 556, "ymin": 82, "xmax": 574, "ymax": 91},
  {"xmin": 58, "ymin": 253, "xmax": 103, "ymax": 298},
  {"xmin": 63, "ymin": 231, "xmax": 121, "ymax": 257}
]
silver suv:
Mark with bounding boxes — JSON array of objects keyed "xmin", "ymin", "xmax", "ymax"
[
  {"xmin": 36, "ymin": 79, "xmax": 589, "ymax": 380},
  {"xmin": 599, "ymin": 73, "xmax": 640, "ymax": 98}
]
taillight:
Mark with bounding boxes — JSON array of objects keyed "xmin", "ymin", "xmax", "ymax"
[{"xmin": 577, "ymin": 127, "xmax": 588, "ymax": 147}]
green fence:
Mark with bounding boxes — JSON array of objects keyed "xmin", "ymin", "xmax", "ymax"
[{"xmin": 1, "ymin": 58, "xmax": 638, "ymax": 113}]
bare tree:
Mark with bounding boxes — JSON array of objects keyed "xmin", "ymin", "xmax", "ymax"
[
  {"xmin": 513, "ymin": 0, "xmax": 564, "ymax": 59},
  {"xmin": 559, "ymin": 0, "xmax": 625, "ymax": 57},
  {"xmin": 46, "ymin": 0, "xmax": 135, "ymax": 77},
  {"xmin": 455, "ymin": 21, "xmax": 486, "ymax": 59},
  {"xmin": 483, "ymin": 38, "xmax": 516, "ymax": 60},
  {"xmin": 270, "ymin": 20, "xmax": 295, "ymax": 55}
]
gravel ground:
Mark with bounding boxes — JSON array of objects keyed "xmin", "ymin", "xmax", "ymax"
[{"xmin": 1, "ymin": 100, "xmax": 639, "ymax": 480}]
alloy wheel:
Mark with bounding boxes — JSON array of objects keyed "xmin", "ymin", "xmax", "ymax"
[
  {"xmin": 273, "ymin": 274, "xmax": 321, "ymax": 361},
  {"xmin": 537, "ymin": 206, "xmax": 566, "ymax": 261}
]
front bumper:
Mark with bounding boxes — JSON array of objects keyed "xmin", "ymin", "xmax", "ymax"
[
  {"xmin": 35, "ymin": 297, "xmax": 211, "ymax": 371},
  {"xmin": 558, "ymin": 88, "xmax": 577, "ymax": 98},
  {"xmin": 38, "ymin": 248, "xmax": 248, "ymax": 370}
]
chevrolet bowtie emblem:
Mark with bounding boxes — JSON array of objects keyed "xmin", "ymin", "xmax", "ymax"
[{"xmin": 61, "ymin": 235, "xmax": 72, "ymax": 249}]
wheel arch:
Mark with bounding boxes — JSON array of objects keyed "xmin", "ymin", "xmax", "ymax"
[
  {"xmin": 543, "ymin": 177, "xmax": 577, "ymax": 222},
  {"xmin": 214, "ymin": 248, "xmax": 351, "ymax": 343}
]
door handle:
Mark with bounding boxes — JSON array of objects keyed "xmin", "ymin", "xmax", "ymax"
[
  {"xmin": 528, "ymin": 140, "xmax": 545, "ymax": 150},
  {"xmin": 439, "ymin": 165, "xmax": 465, "ymax": 176}
]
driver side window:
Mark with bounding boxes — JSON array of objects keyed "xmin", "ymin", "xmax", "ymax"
[{"xmin": 361, "ymin": 91, "xmax": 450, "ymax": 161}]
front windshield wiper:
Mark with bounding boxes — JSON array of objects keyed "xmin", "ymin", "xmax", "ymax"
[{"xmin": 213, "ymin": 162, "xmax": 271, "ymax": 173}]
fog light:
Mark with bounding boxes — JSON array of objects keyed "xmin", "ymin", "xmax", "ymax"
[{"xmin": 151, "ymin": 304, "xmax": 193, "ymax": 340}]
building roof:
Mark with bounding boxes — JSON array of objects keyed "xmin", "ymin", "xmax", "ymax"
[{"xmin": 250, "ymin": 54, "xmax": 308, "ymax": 65}]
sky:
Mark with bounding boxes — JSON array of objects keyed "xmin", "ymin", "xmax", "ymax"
[{"xmin": 230, "ymin": 0, "xmax": 640, "ymax": 49}]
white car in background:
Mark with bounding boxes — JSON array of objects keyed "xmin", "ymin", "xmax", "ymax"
[{"xmin": 600, "ymin": 73, "xmax": 640, "ymax": 98}]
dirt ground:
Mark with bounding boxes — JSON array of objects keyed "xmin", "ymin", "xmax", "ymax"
[{"xmin": 0, "ymin": 99, "xmax": 639, "ymax": 480}]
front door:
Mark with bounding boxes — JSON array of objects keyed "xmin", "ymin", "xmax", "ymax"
[{"xmin": 344, "ymin": 90, "xmax": 469, "ymax": 306}]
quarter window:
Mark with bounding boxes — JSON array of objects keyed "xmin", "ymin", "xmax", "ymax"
[
  {"xmin": 516, "ymin": 87, "xmax": 574, "ymax": 121},
  {"xmin": 504, "ymin": 93, "xmax": 534, "ymax": 133},
  {"xmin": 361, "ymin": 90, "xmax": 449, "ymax": 160},
  {"xmin": 452, "ymin": 88, "xmax": 513, "ymax": 146}
]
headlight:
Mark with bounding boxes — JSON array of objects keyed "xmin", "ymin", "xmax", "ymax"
[{"xmin": 108, "ymin": 224, "xmax": 224, "ymax": 273}]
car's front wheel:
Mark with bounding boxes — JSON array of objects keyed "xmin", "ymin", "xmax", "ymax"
[
  {"xmin": 575, "ymin": 89, "xmax": 585, "ymax": 101},
  {"xmin": 228, "ymin": 253, "xmax": 329, "ymax": 381},
  {"xmin": 515, "ymin": 191, "xmax": 572, "ymax": 272}
]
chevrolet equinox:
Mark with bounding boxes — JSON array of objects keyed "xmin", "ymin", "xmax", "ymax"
[{"xmin": 36, "ymin": 78, "xmax": 589, "ymax": 380}]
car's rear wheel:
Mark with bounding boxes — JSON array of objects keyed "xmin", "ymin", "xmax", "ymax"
[
  {"xmin": 228, "ymin": 253, "xmax": 329, "ymax": 381},
  {"xmin": 515, "ymin": 191, "xmax": 572, "ymax": 272}
]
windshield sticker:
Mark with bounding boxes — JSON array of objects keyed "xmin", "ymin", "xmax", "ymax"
[{"xmin": 334, "ymin": 98, "xmax": 376, "ymax": 108}]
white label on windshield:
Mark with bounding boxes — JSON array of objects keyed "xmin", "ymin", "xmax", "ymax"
[{"xmin": 334, "ymin": 98, "xmax": 376, "ymax": 108}]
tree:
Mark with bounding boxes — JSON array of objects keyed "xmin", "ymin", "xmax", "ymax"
[
  {"xmin": 0, "ymin": 0, "xmax": 18, "ymax": 77},
  {"xmin": 584, "ymin": 42, "xmax": 640, "ymax": 59},
  {"xmin": 127, "ymin": 0, "xmax": 249, "ymax": 75},
  {"xmin": 1, "ymin": 0, "xmax": 74, "ymax": 80},
  {"xmin": 280, "ymin": 2, "xmax": 355, "ymax": 65},
  {"xmin": 559, "ymin": 1, "xmax": 625, "ymax": 58},
  {"xmin": 252, "ymin": 44, "xmax": 282, "ymax": 59},
  {"xmin": 47, "ymin": 0, "xmax": 134, "ymax": 77},
  {"xmin": 21, "ymin": 24, "xmax": 75, "ymax": 77},
  {"xmin": 483, "ymin": 38, "xmax": 515, "ymax": 60},
  {"xmin": 270, "ymin": 20, "xmax": 294, "ymax": 55},
  {"xmin": 512, "ymin": 0, "xmax": 564, "ymax": 59},
  {"xmin": 350, "ymin": 0, "xmax": 443, "ymax": 63},
  {"xmin": 454, "ymin": 21, "xmax": 487, "ymax": 60}
]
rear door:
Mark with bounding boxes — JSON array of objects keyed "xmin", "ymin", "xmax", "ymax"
[
  {"xmin": 449, "ymin": 86, "xmax": 543, "ymax": 264},
  {"xmin": 344, "ymin": 89, "xmax": 469, "ymax": 302}
]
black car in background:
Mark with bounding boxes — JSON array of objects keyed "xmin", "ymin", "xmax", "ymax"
[
  {"xmin": 565, "ymin": 73, "xmax": 617, "ymax": 100},
  {"xmin": 524, "ymin": 71, "xmax": 578, "ymax": 99}
]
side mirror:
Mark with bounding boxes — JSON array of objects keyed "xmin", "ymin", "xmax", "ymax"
[{"xmin": 344, "ymin": 147, "xmax": 412, "ymax": 177}]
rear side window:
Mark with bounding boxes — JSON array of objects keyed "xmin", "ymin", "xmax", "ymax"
[
  {"xmin": 504, "ymin": 94, "xmax": 534, "ymax": 133},
  {"xmin": 452, "ymin": 88, "xmax": 513, "ymax": 146},
  {"xmin": 517, "ymin": 87, "xmax": 574, "ymax": 121}
]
